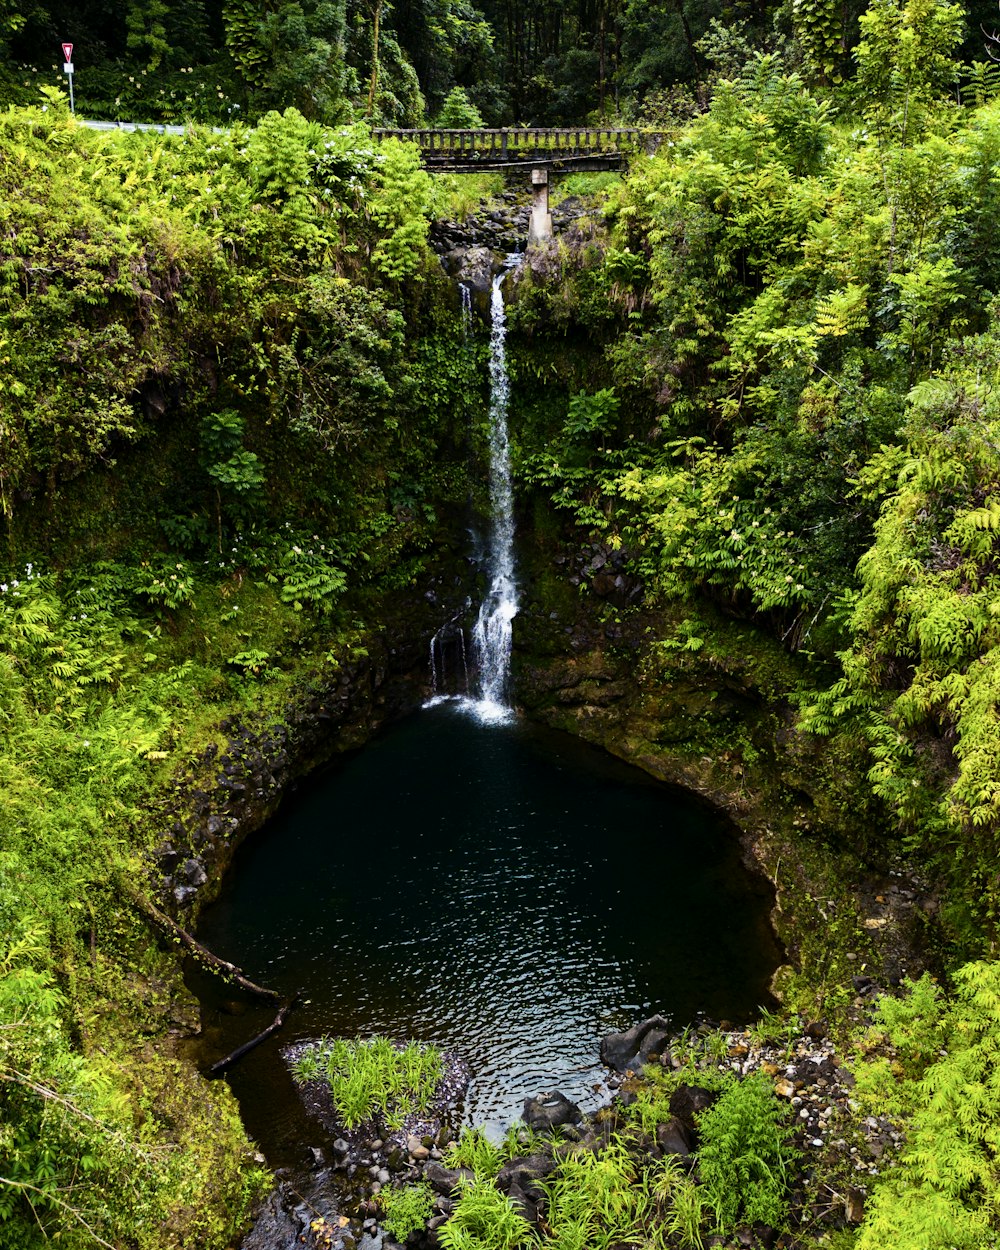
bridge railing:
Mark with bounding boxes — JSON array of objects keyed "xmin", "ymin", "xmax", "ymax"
[{"xmin": 371, "ymin": 128, "xmax": 664, "ymax": 162}]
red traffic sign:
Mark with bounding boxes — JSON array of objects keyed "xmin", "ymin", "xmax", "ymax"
[{"xmin": 61, "ymin": 42, "xmax": 73, "ymax": 62}]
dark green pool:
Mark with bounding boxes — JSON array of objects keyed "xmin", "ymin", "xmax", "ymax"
[{"xmin": 196, "ymin": 702, "xmax": 781, "ymax": 1156}]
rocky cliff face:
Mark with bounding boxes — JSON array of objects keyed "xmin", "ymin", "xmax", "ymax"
[{"xmin": 511, "ymin": 529, "xmax": 939, "ymax": 1009}]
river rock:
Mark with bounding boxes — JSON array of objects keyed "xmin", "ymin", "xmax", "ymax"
[
  {"xmin": 668, "ymin": 1083, "xmax": 717, "ymax": 1131},
  {"xmin": 655, "ymin": 1117, "xmax": 694, "ymax": 1157},
  {"xmin": 496, "ymin": 1153, "xmax": 555, "ymax": 1201},
  {"xmin": 600, "ymin": 1014, "xmax": 672, "ymax": 1073},
  {"xmin": 523, "ymin": 1091, "xmax": 582, "ymax": 1132},
  {"xmin": 505, "ymin": 1180, "xmax": 540, "ymax": 1226},
  {"xmin": 424, "ymin": 1162, "xmax": 474, "ymax": 1195}
]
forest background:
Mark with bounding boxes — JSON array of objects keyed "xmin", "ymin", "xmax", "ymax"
[{"xmin": 3, "ymin": 0, "xmax": 999, "ymax": 129}]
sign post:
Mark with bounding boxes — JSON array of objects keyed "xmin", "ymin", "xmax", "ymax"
[{"xmin": 61, "ymin": 42, "xmax": 74, "ymax": 114}]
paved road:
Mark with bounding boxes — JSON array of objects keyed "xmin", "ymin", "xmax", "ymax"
[{"xmin": 79, "ymin": 118, "xmax": 203, "ymax": 135}]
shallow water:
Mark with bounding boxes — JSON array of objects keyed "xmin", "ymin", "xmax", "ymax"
[{"xmin": 196, "ymin": 702, "xmax": 781, "ymax": 1160}]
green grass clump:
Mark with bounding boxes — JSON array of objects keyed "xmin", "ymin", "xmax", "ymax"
[
  {"xmin": 437, "ymin": 1180, "xmax": 533, "ymax": 1250},
  {"xmin": 443, "ymin": 1126, "xmax": 506, "ymax": 1179},
  {"xmin": 380, "ymin": 1181, "xmax": 435, "ymax": 1241},
  {"xmin": 290, "ymin": 1035, "xmax": 443, "ymax": 1130},
  {"xmin": 540, "ymin": 1136, "xmax": 646, "ymax": 1249}
]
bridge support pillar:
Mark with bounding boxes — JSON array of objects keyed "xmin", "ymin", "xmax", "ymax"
[{"xmin": 528, "ymin": 167, "xmax": 552, "ymax": 245}]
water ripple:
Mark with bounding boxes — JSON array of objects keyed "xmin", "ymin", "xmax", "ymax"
[{"xmin": 197, "ymin": 704, "xmax": 781, "ymax": 1151}]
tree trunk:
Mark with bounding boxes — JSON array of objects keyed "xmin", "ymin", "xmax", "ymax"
[
  {"xmin": 208, "ymin": 997, "xmax": 298, "ymax": 1076},
  {"xmin": 673, "ymin": 0, "xmax": 699, "ymax": 71},
  {"xmin": 128, "ymin": 887, "xmax": 282, "ymax": 1002},
  {"xmin": 367, "ymin": 0, "xmax": 383, "ymax": 118}
]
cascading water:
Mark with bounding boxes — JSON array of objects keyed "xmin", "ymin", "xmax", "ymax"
[
  {"xmin": 427, "ymin": 617, "xmax": 470, "ymax": 704},
  {"xmin": 426, "ymin": 262, "xmax": 520, "ymax": 721},
  {"xmin": 459, "ymin": 280, "xmax": 473, "ymax": 331},
  {"xmin": 469, "ymin": 258, "xmax": 519, "ymax": 723}
]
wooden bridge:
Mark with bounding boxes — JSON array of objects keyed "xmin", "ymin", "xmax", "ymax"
[{"xmin": 370, "ymin": 128, "xmax": 664, "ymax": 173}]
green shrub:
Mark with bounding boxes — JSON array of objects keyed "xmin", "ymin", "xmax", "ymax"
[
  {"xmin": 852, "ymin": 964, "xmax": 1000, "ymax": 1249},
  {"xmin": 695, "ymin": 1073, "xmax": 796, "ymax": 1233},
  {"xmin": 436, "ymin": 86, "xmax": 484, "ymax": 129},
  {"xmin": 380, "ymin": 1181, "xmax": 435, "ymax": 1241}
]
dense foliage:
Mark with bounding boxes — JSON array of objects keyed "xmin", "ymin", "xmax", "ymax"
[
  {"xmin": 10, "ymin": 1, "xmax": 1000, "ymax": 1246},
  {"xmin": 5, "ymin": 0, "xmax": 999, "ymax": 127},
  {"xmin": 850, "ymin": 964, "xmax": 1000, "ymax": 1248},
  {"xmin": 510, "ymin": 2, "xmax": 1000, "ymax": 953},
  {"xmin": 0, "ymin": 102, "xmax": 477, "ymax": 1247}
]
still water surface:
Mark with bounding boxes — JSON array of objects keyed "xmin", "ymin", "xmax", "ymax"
[{"xmin": 197, "ymin": 702, "xmax": 781, "ymax": 1157}]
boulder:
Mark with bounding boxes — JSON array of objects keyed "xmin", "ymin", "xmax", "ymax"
[
  {"xmin": 669, "ymin": 1084, "xmax": 717, "ymax": 1132},
  {"xmin": 455, "ymin": 245, "xmax": 496, "ymax": 292},
  {"xmin": 495, "ymin": 1153, "xmax": 555, "ymax": 1202},
  {"xmin": 523, "ymin": 1091, "xmax": 582, "ymax": 1132},
  {"xmin": 655, "ymin": 1117, "xmax": 694, "ymax": 1157},
  {"xmin": 424, "ymin": 1162, "xmax": 474, "ymax": 1196},
  {"xmin": 505, "ymin": 1180, "xmax": 540, "ymax": 1226},
  {"xmin": 600, "ymin": 1014, "xmax": 672, "ymax": 1073}
]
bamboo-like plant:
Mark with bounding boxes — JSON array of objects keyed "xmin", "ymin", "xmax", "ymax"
[{"xmin": 290, "ymin": 1035, "xmax": 442, "ymax": 1130}]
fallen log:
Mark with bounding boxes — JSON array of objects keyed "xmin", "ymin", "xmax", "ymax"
[
  {"xmin": 127, "ymin": 887, "xmax": 281, "ymax": 1002},
  {"xmin": 209, "ymin": 997, "xmax": 298, "ymax": 1076}
]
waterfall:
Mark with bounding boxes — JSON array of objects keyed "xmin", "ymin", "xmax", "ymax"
[
  {"xmin": 459, "ymin": 281, "xmax": 473, "ymax": 333},
  {"xmin": 427, "ymin": 617, "xmax": 471, "ymax": 705},
  {"xmin": 425, "ymin": 260, "xmax": 520, "ymax": 723},
  {"xmin": 469, "ymin": 258, "xmax": 519, "ymax": 723}
]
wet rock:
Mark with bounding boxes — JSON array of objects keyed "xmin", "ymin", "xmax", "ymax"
[
  {"xmin": 523, "ymin": 1091, "xmax": 582, "ymax": 1132},
  {"xmin": 505, "ymin": 1180, "xmax": 540, "ymax": 1225},
  {"xmin": 424, "ymin": 1162, "xmax": 474, "ymax": 1195},
  {"xmin": 600, "ymin": 1014, "xmax": 672, "ymax": 1073},
  {"xmin": 454, "ymin": 245, "xmax": 495, "ymax": 293},
  {"xmin": 240, "ymin": 1188, "xmax": 301, "ymax": 1249}
]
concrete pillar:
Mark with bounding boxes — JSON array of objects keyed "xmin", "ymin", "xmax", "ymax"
[{"xmin": 527, "ymin": 167, "xmax": 552, "ymax": 245}]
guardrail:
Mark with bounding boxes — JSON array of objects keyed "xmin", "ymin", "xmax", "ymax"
[
  {"xmin": 79, "ymin": 119, "xmax": 193, "ymax": 135},
  {"xmin": 372, "ymin": 127, "xmax": 665, "ymax": 168},
  {"xmin": 73, "ymin": 120, "xmax": 665, "ymax": 168}
]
